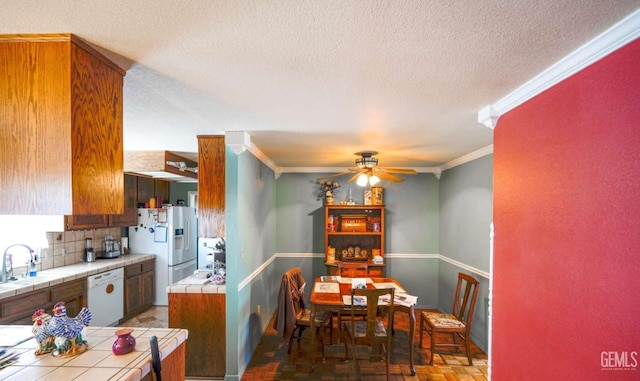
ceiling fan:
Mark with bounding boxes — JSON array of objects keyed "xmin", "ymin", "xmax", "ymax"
[{"xmin": 320, "ymin": 151, "xmax": 417, "ymax": 186}]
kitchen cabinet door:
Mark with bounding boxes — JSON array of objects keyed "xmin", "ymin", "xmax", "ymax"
[
  {"xmin": 124, "ymin": 274, "xmax": 142, "ymax": 317},
  {"xmin": 0, "ymin": 34, "xmax": 125, "ymax": 215},
  {"xmin": 155, "ymin": 180, "xmax": 170, "ymax": 205},
  {"xmin": 65, "ymin": 214, "xmax": 109, "ymax": 230},
  {"xmin": 142, "ymin": 270, "xmax": 155, "ymax": 307},
  {"xmin": 197, "ymin": 135, "xmax": 225, "ymax": 237},
  {"xmin": 137, "ymin": 177, "xmax": 155, "ymax": 206},
  {"xmin": 110, "ymin": 174, "xmax": 138, "ymax": 227},
  {"xmin": 123, "ymin": 259, "xmax": 155, "ymax": 321}
]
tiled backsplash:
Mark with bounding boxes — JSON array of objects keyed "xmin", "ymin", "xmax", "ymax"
[{"xmin": 11, "ymin": 227, "xmax": 122, "ymax": 276}]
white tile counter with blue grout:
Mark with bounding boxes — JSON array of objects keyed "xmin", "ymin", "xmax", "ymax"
[{"xmin": 0, "ymin": 326, "xmax": 188, "ymax": 381}]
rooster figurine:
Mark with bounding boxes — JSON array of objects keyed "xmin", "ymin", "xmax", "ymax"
[
  {"xmin": 32, "ymin": 309, "xmax": 55, "ymax": 355},
  {"xmin": 48, "ymin": 301, "xmax": 92, "ymax": 357}
]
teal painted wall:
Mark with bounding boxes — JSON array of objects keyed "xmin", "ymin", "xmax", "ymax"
[
  {"xmin": 276, "ymin": 172, "xmax": 439, "ymax": 254},
  {"xmin": 225, "ymin": 148, "xmax": 240, "ymax": 379},
  {"xmin": 439, "ymin": 155, "xmax": 492, "ymax": 270},
  {"xmin": 168, "ymin": 182, "xmax": 197, "ymax": 205},
  {"xmin": 225, "ymin": 148, "xmax": 277, "ymax": 380},
  {"xmin": 275, "ymin": 172, "xmax": 441, "ymax": 309},
  {"xmin": 438, "ymin": 154, "xmax": 492, "ymax": 351}
]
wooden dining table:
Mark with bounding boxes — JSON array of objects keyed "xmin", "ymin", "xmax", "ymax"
[{"xmin": 309, "ymin": 276, "xmax": 416, "ymax": 376}]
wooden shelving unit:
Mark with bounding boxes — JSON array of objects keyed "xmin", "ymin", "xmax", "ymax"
[{"xmin": 324, "ymin": 205, "xmax": 385, "ymax": 276}]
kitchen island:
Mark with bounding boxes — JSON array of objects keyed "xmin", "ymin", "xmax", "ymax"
[
  {"xmin": 168, "ymin": 272, "xmax": 225, "ymax": 379},
  {"xmin": 0, "ymin": 326, "xmax": 187, "ymax": 381}
]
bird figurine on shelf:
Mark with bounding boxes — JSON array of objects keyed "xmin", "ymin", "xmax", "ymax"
[
  {"xmin": 31, "ymin": 309, "xmax": 55, "ymax": 355},
  {"xmin": 48, "ymin": 301, "xmax": 92, "ymax": 357}
]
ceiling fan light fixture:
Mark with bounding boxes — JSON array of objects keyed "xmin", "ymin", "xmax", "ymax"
[
  {"xmin": 369, "ymin": 175, "xmax": 380, "ymax": 186},
  {"xmin": 357, "ymin": 173, "xmax": 369, "ymax": 186},
  {"xmin": 355, "ymin": 156, "xmax": 378, "ymax": 169}
]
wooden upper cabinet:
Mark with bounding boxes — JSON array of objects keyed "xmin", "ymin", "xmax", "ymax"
[
  {"xmin": 137, "ymin": 177, "xmax": 155, "ymax": 206},
  {"xmin": 198, "ymin": 135, "xmax": 225, "ymax": 238},
  {"xmin": 65, "ymin": 214, "xmax": 110, "ymax": 230},
  {"xmin": 0, "ymin": 34, "xmax": 125, "ymax": 215},
  {"xmin": 135, "ymin": 177, "xmax": 170, "ymax": 206},
  {"xmin": 109, "ymin": 174, "xmax": 139, "ymax": 227},
  {"xmin": 155, "ymin": 180, "xmax": 170, "ymax": 205}
]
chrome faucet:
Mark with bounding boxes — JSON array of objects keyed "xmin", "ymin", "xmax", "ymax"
[{"xmin": 1, "ymin": 244, "xmax": 34, "ymax": 283}]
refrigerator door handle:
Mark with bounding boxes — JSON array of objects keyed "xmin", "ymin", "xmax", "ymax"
[{"xmin": 184, "ymin": 218, "xmax": 190, "ymax": 250}]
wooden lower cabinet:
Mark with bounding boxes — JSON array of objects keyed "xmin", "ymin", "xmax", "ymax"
[
  {"xmin": 0, "ymin": 278, "xmax": 86, "ymax": 324},
  {"xmin": 169, "ymin": 292, "xmax": 225, "ymax": 378},
  {"xmin": 140, "ymin": 341, "xmax": 186, "ymax": 381},
  {"xmin": 123, "ymin": 258, "xmax": 155, "ymax": 321}
]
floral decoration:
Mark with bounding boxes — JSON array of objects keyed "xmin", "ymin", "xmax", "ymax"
[{"xmin": 317, "ymin": 180, "xmax": 340, "ymax": 201}]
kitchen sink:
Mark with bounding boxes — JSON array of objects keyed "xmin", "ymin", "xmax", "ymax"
[{"xmin": 0, "ymin": 273, "xmax": 63, "ymax": 288}]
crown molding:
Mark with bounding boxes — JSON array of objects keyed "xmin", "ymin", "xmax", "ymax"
[
  {"xmin": 277, "ymin": 166, "xmax": 436, "ymax": 174},
  {"xmin": 225, "ymin": 131, "xmax": 279, "ymax": 177},
  {"xmin": 438, "ymin": 145, "xmax": 494, "ymax": 172},
  {"xmin": 478, "ymin": 8, "xmax": 640, "ymax": 128},
  {"xmin": 225, "ymin": 131, "xmax": 250, "ymax": 154}
]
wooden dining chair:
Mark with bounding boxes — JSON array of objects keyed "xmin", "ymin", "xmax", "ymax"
[
  {"xmin": 149, "ymin": 335, "xmax": 162, "ymax": 381},
  {"xmin": 342, "ymin": 287, "xmax": 395, "ymax": 381},
  {"xmin": 336, "ymin": 261, "xmax": 369, "ymax": 339},
  {"xmin": 275, "ymin": 267, "xmax": 333, "ymax": 358},
  {"xmin": 419, "ymin": 272, "xmax": 480, "ymax": 365}
]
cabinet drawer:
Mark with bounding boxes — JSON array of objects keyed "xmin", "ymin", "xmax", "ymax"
[
  {"xmin": 142, "ymin": 259, "xmax": 155, "ymax": 273},
  {"xmin": 1, "ymin": 289, "xmax": 49, "ymax": 319},
  {"xmin": 125, "ymin": 263, "xmax": 142, "ymax": 277},
  {"xmin": 50, "ymin": 278, "xmax": 85, "ymax": 301}
]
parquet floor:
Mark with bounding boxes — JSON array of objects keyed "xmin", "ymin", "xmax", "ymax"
[
  {"xmin": 242, "ymin": 310, "xmax": 488, "ymax": 381},
  {"xmin": 120, "ymin": 307, "xmax": 488, "ymax": 380}
]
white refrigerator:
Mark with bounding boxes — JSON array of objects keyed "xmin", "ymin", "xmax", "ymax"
[{"xmin": 128, "ymin": 206, "xmax": 197, "ymax": 305}]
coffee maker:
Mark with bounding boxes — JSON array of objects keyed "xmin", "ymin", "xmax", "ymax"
[{"xmin": 84, "ymin": 238, "xmax": 96, "ymax": 262}]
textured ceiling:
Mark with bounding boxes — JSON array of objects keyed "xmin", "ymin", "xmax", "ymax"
[{"xmin": 2, "ymin": 1, "xmax": 639, "ymax": 170}]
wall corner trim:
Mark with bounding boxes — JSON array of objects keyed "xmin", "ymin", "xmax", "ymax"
[
  {"xmin": 225, "ymin": 131, "xmax": 278, "ymax": 173},
  {"xmin": 226, "ymin": 131, "xmax": 250, "ymax": 154}
]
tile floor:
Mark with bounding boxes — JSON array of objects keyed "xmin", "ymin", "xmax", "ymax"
[
  {"xmin": 120, "ymin": 306, "xmax": 488, "ymax": 380},
  {"xmin": 119, "ymin": 307, "xmax": 169, "ymax": 329}
]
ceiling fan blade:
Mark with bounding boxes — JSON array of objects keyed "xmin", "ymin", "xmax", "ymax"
[
  {"xmin": 317, "ymin": 171, "xmax": 353, "ymax": 179},
  {"xmin": 375, "ymin": 171, "xmax": 405, "ymax": 182},
  {"xmin": 378, "ymin": 167, "xmax": 417, "ymax": 175},
  {"xmin": 318, "ymin": 168, "xmax": 368, "ymax": 180},
  {"xmin": 346, "ymin": 172, "xmax": 362, "ymax": 183}
]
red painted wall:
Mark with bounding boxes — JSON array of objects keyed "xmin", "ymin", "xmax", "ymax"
[{"xmin": 493, "ymin": 38, "xmax": 640, "ymax": 380}]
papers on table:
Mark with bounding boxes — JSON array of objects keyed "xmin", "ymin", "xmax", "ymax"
[
  {"xmin": 0, "ymin": 349, "xmax": 20, "ymax": 369},
  {"xmin": 342, "ymin": 290, "xmax": 418, "ymax": 308},
  {"xmin": 314, "ymin": 282, "xmax": 340, "ymax": 293},
  {"xmin": 342, "ymin": 293, "xmax": 417, "ymax": 307},
  {"xmin": 320, "ymin": 276, "xmax": 338, "ymax": 282},
  {"xmin": 384, "ymin": 293, "xmax": 418, "ymax": 307},
  {"xmin": 342, "ymin": 295, "xmax": 368, "ymax": 306},
  {"xmin": 337, "ymin": 277, "xmax": 373, "ymax": 284},
  {"xmin": 372, "ymin": 282, "xmax": 406, "ymax": 293}
]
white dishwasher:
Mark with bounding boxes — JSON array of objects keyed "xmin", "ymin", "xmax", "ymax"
[{"xmin": 87, "ymin": 267, "xmax": 124, "ymax": 326}]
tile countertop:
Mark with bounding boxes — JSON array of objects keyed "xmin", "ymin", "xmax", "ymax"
[
  {"xmin": 0, "ymin": 326, "xmax": 188, "ymax": 381},
  {"xmin": 0, "ymin": 254, "xmax": 155, "ymax": 301},
  {"xmin": 167, "ymin": 271, "xmax": 226, "ymax": 295}
]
